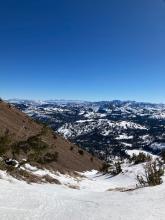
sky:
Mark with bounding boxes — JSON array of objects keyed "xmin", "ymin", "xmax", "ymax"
[{"xmin": 0, "ymin": 0, "xmax": 165, "ymax": 102}]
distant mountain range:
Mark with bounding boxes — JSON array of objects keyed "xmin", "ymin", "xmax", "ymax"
[{"xmin": 9, "ymin": 99, "xmax": 165, "ymax": 161}]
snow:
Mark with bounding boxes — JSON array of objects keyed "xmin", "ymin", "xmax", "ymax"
[
  {"xmin": 149, "ymin": 142, "xmax": 165, "ymax": 150},
  {"xmin": 84, "ymin": 112, "xmax": 107, "ymax": 119},
  {"xmin": 140, "ymin": 135, "xmax": 150, "ymax": 140},
  {"xmin": 118, "ymin": 121, "xmax": 147, "ymax": 130},
  {"xmin": 22, "ymin": 164, "xmax": 139, "ymax": 191},
  {"xmin": 76, "ymin": 119, "xmax": 94, "ymax": 123},
  {"xmin": 150, "ymin": 112, "xmax": 165, "ymax": 119},
  {"xmin": 79, "ymin": 165, "xmax": 139, "ymax": 191},
  {"xmin": 116, "ymin": 134, "xmax": 133, "ymax": 140},
  {"xmin": 57, "ymin": 127, "xmax": 73, "ymax": 138},
  {"xmin": 0, "ymin": 154, "xmax": 165, "ymax": 220},
  {"xmin": 43, "ymin": 107, "xmax": 66, "ymax": 112},
  {"xmin": 126, "ymin": 149, "xmax": 156, "ymax": 157},
  {"xmin": 0, "ymin": 167, "xmax": 165, "ymax": 220},
  {"xmin": 58, "ymin": 119, "xmax": 147, "ymax": 139},
  {"xmin": 122, "ymin": 142, "xmax": 132, "ymax": 147}
]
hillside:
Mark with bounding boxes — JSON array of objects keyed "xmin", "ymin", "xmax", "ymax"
[{"xmin": 0, "ymin": 100, "xmax": 102, "ymax": 173}]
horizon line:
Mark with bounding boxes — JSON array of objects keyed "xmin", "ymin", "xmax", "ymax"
[{"xmin": 4, "ymin": 98, "xmax": 165, "ymax": 105}]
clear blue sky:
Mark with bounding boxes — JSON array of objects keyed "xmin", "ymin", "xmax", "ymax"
[{"xmin": 0, "ymin": 0, "xmax": 165, "ymax": 102}]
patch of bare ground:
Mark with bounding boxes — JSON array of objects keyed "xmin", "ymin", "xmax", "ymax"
[
  {"xmin": 0, "ymin": 161, "xmax": 61, "ymax": 184},
  {"xmin": 107, "ymin": 187, "xmax": 138, "ymax": 192},
  {"xmin": 42, "ymin": 174, "xmax": 61, "ymax": 184},
  {"xmin": 67, "ymin": 184, "xmax": 80, "ymax": 190}
]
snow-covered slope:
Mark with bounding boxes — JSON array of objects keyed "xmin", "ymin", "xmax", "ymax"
[{"xmin": 0, "ymin": 160, "xmax": 165, "ymax": 220}]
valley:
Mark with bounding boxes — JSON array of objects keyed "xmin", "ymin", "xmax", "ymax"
[{"xmin": 10, "ymin": 99, "xmax": 165, "ymax": 160}]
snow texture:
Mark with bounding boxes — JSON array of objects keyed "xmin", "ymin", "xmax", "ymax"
[{"xmin": 0, "ymin": 162, "xmax": 165, "ymax": 220}]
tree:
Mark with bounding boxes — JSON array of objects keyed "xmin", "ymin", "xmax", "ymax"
[
  {"xmin": 130, "ymin": 152, "xmax": 151, "ymax": 165},
  {"xmin": 137, "ymin": 160, "xmax": 164, "ymax": 187},
  {"xmin": 160, "ymin": 150, "xmax": 165, "ymax": 164},
  {"xmin": 113, "ymin": 162, "xmax": 122, "ymax": 175}
]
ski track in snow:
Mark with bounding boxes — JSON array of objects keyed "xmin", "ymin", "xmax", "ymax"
[
  {"xmin": 0, "ymin": 180, "xmax": 165, "ymax": 220},
  {"xmin": 0, "ymin": 165, "xmax": 165, "ymax": 220}
]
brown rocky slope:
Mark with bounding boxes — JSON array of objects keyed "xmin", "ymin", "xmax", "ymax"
[{"xmin": 0, "ymin": 100, "xmax": 103, "ymax": 172}]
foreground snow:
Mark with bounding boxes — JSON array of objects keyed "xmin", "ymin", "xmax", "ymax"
[
  {"xmin": 0, "ymin": 174, "xmax": 165, "ymax": 220},
  {"xmin": 0, "ymin": 162, "xmax": 165, "ymax": 220}
]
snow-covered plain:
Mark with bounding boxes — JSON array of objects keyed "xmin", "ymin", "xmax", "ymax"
[{"xmin": 0, "ymin": 161, "xmax": 165, "ymax": 220}]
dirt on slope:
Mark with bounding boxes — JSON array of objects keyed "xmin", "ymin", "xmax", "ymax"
[{"xmin": 0, "ymin": 100, "xmax": 103, "ymax": 172}]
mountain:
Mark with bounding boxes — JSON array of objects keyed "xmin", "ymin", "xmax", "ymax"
[
  {"xmin": 1, "ymin": 99, "xmax": 165, "ymax": 220},
  {"xmin": 9, "ymin": 99, "xmax": 165, "ymax": 160},
  {"xmin": 0, "ymin": 100, "xmax": 102, "ymax": 173}
]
